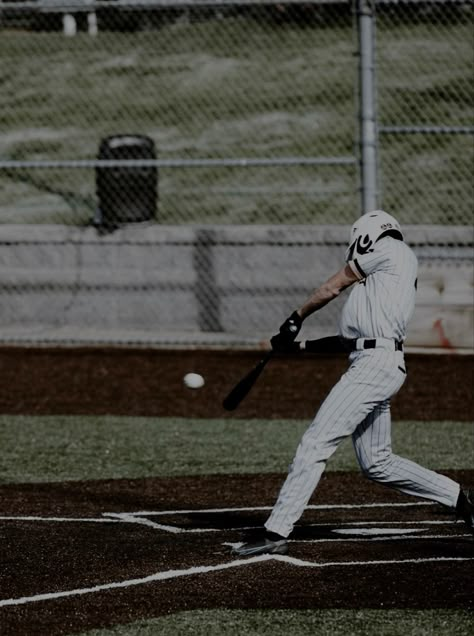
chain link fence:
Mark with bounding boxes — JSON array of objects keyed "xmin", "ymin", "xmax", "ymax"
[
  {"xmin": 1, "ymin": 2, "xmax": 358, "ymax": 226},
  {"xmin": 376, "ymin": 1, "xmax": 473, "ymax": 224},
  {"xmin": 0, "ymin": 0, "xmax": 473, "ymax": 347},
  {"xmin": 1, "ymin": 0, "xmax": 472, "ymax": 226}
]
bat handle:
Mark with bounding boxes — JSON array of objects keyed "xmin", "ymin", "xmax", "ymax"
[{"xmin": 260, "ymin": 350, "xmax": 274, "ymax": 365}]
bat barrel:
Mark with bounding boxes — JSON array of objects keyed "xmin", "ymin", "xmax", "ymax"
[{"xmin": 222, "ymin": 351, "xmax": 273, "ymax": 411}]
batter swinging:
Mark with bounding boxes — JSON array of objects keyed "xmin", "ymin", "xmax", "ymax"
[{"xmin": 233, "ymin": 210, "xmax": 473, "ymax": 556}]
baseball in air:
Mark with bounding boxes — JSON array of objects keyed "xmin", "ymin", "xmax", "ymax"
[{"xmin": 183, "ymin": 372, "xmax": 205, "ymax": 389}]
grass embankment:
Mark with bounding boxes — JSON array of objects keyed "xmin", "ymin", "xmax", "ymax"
[{"xmin": 1, "ymin": 14, "xmax": 472, "ymax": 224}]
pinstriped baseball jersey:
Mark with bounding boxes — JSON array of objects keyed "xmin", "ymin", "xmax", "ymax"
[
  {"xmin": 262, "ymin": 231, "xmax": 461, "ymax": 541},
  {"xmin": 339, "ymin": 237, "xmax": 418, "ymax": 341}
]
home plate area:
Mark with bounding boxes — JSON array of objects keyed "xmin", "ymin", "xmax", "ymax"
[{"xmin": 0, "ymin": 472, "xmax": 473, "ymax": 635}]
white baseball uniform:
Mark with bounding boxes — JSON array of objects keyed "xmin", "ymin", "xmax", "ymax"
[{"xmin": 265, "ymin": 236, "xmax": 460, "ymax": 539}]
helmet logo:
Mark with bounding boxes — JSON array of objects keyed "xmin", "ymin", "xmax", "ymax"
[
  {"xmin": 356, "ymin": 234, "xmax": 373, "ymax": 254},
  {"xmin": 346, "ymin": 233, "xmax": 373, "ymax": 261}
]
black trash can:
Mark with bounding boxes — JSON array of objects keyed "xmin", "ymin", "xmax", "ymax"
[{"xmin": 96, "ymin": 134, "xmax": 157, "ymax": 227}]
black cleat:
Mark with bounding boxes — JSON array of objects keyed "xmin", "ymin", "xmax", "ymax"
[
  {"xmin": 455, "ymin": 488, "xmax": 474, "ymax": 535},
  {"xmin": 232, "ymin": 532, "xmax": 288, "ymax": 557}
]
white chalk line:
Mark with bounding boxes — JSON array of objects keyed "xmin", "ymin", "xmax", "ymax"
[
  {"xmin": 333, "ymin": 527, "xmax": 425, "ymax": 536},
  {"xmin": 316, "ymin": 533, "xmax": 473, "ymax": 541},
  {"xmin": 2, "ymin": 552, "xmax": 473, "ymax": 609},
  {"xmin": 0, "ymin": 555, "xmax": 273, "ymax": 608},
  {"xmin": 142, "ymin": 520, "xmax": 462, "ymax": 534},
  {"xmin": 0, "ymin": 517, "xmax": 457, "ymax": 530},
  {"xmin": 0, "ymin": 517, "xmax": 458, "ymax": 535},
  {"xmin": 128, "ymin": 501, "xmax": 436, "ymax": 517},
  {"xmin": 0, "ymin": 499, "xmax": 458, "ymax": 537},
  {"xmin": 302, "ymin": 520, "xmax": 460, "ymax": 528},
  {"xmin": 320, "ymin": 519, "xmax": 458, "ymax": 526},
  {"xmin": 271, "ymin": 554, "xmax": 474, "ymax": 568},
  {"xmin": 224, "ymin": 532, "xmax": 471, "ymax": 549},
  {"xmin": 1, "ymin": 502, "xmax": 469, "ymax": 610},
  {"xmin": 0, "ymin": 517, "xmax": 464, "ymax": 540},
  {"xmin": 0, "ymin": 501, "xmax": 445, "ymax": 536},
  {"xmin": 102, "ymin": 512, "xmax": 182, "ymax": 534},
  {"xmin": 0, "ymin": 516, "xmax": 121, "ymax": 524}
]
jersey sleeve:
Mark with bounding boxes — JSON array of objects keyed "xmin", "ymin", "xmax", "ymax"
[{"xmin": 347, "ymin": 240, "xmax": 391, "ymax": 280}]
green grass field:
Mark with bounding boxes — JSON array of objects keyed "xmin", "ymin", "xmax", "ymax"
[
  {"xmin": 1, "ymin": 414, "xmax": 473, "ymax": 635},
  {"xmin": 83, "ymin": 609, "xmax": 474, "ymax": 636},
  {"xmin": 1, "ymin": 11, "xmax": 472, "ymax": 225},
  {"xmin": 1, "ymin": 416, "xmax": 472, "ymax": 483}
]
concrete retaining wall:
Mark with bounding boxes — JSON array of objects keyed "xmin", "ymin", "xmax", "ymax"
[{"xmin": 0, "ymin": 223, "xmax": 472, "ymax": 350}]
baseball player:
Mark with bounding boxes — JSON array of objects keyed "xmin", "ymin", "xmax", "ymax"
[{"xmin": 233, "ymin": 210, "xmax": 473, "ymax": 556}]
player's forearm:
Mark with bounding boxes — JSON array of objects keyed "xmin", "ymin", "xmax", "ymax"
[
  {"xmin": 298, "ymin": 266, "xmax": 357, "ymax": 320},
  {"xmin": 298, "ymin": 286, "xmax": 335, "ymax": 319},
  {"xmin": 270, "ymin": 265, "xmax": 358, "ymax": 354},
  {"xmin": 299, "ymin": 282, "xmax": 341, "ymax": 317}
]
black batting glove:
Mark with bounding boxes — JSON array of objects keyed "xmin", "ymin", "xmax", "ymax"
[
  {"xmin": 270, "ymin": 311, "xmax": 303, "ymax": 351},
  {"xmin": 279, "ymin": 310, "xmax": 303, "ymax": 340}
]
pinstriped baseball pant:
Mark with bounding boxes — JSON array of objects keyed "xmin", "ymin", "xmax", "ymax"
[{"xmin": 265, "ymin": 348, "xmax": 460, "ymax": 538}]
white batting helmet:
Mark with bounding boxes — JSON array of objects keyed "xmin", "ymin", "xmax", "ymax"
[{"xmin": 345, "ymin": 209, "xmax": 403, "ymax": 262}]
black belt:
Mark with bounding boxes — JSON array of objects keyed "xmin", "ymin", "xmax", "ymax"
[{"xmin": 350, "ymin": 338, "xmax": 403, "ymax": 352}]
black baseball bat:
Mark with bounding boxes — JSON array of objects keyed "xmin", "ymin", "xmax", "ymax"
[{"xmin": 222, "ymin": 350, "xmax": 274, "ymax": 411}]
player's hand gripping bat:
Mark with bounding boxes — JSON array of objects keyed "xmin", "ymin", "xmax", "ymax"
[
  {"xmin": 221, "ymin": 335, "xmax": 351, "ymax": 411},
  {"xmin": 222, "ymin": 350, "xmax": 274, "ymax": 411},
  {"xmin": 222, "ymin": 312, "xmax": 301, "ymax": 411}
]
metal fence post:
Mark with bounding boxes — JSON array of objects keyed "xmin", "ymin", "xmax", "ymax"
[{"xmin": 357, "ymin": 0, "xmax": 378, "ymax": 213}]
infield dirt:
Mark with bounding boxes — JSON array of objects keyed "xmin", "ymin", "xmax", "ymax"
[
  {"xmin": 0, "ymin": 347, "xmax": 472, "ymax": 420},
  {"xmin": 1, "ymin": 470, "xmax": 473, "ymax": 635},
  {"xmin": 0, "ymin": 347, "xmax": 473, "ymax": 635}
]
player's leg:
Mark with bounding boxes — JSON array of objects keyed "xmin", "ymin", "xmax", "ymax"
[
  {"xmin": 352, "ymin": 401, "xmax": 460, "ymax": 508},
  {"xmin": 264, "ymin": 349, "xmax": 406, "ymax": 538}
]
